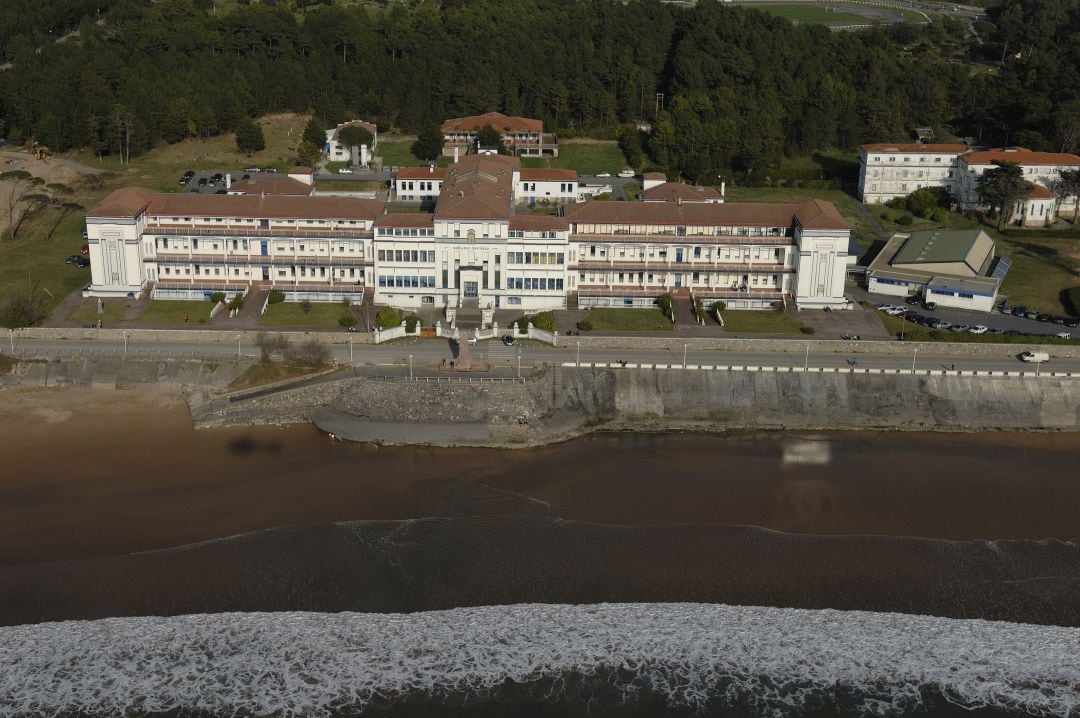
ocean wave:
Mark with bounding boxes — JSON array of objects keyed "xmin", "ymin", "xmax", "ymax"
[{"xmin": 1, "ymin": 604, "xmax": 1078, "ymax": 717}]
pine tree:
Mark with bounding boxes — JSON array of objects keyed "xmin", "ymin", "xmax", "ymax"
[
  {"xmin": 411, "ymin": 123, "xmax": 444, "ymax": 161},
  {"xmin": 235, "ymin": 117, "xmax": 265, "ymax": 154},
  {"xmin": 303, "ymin": 116, "xmax": 326, "ymax": 148}
]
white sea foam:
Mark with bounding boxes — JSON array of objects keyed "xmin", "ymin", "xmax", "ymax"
[{"xmin": 1, "ymin": 603, "xmax": 1078, "ymax": 717}]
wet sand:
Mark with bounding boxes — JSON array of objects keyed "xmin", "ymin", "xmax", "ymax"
[{"xmin": 3, "ymin": 387, "xmax": 1080, "ymax": 565}]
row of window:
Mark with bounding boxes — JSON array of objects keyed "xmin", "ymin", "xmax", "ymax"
[
  {"xmin": 155, "ymin": 237, "xmax": 361, "ymax": 254},
  {"xmin": 398, "ymin": 181, "xmax": 439, "ymax": 192},
  {"xmin": 378, "ymin": 275, "xmax": 437, "ymax": 288},
  {"xmin": 507, "ymin": 277, "xmax": 565, "ymax": 291},
  {"xmin": 507, "ymin": 252, "xmax": 565, "ymax": 265},
  {"xmin": 580, "ymin": 272, "xmax": 780, "ymax": 286},
  {"xmin": 586, "ymin": 246, "xmax": 782, "ymax": 261},
  {"xmin": 572, "ymin": 224, "xmax": 791, "ymax": 237},
  {"xmin": 520, "ymin": 183, "xmax": 575, "ymax": 193},
  {"xmin": 507, "ymin": 230, "xmax": 559, "ymax": 239},
  {"xmin": 376, "ymin": 227, "xmax": 436, "ymax": 237},
  {"xmin": 378, "ymin": 249, "xmax": 436, "ymax": 262},
  {"xmin": 870, "ymin": 156, "xmax": 947, "ymax": 163},
  {"xmin": 160, "ymin": 266, "xmax": 360, "ymax": 279}
]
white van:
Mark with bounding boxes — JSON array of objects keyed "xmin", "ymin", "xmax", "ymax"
[
  {"xmin": 1019, "ymin": 351, "xmax": 1049, "ymax": 363},
  {"xmin": 617, "ymin": 169, "xmax": 635, "ymax": 178}
]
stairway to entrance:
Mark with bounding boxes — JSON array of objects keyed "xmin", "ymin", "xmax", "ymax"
[
  {"xmin": 670, "ymin": 287, "xmax": 698, "ymax": 328},
  {"xmin": 455, "ymin": 297, "xmax": 482, "ymax": 329}
]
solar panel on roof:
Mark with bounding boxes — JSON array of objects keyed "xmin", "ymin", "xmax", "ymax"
[{"xmin": 991, "ymin": 254, "xmax": 1012, "ymax": 280}]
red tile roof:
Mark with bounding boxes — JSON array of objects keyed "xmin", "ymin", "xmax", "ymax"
[
  {"xmin": 441, "ymin": 112, "xmax": 543, "ymax": 134},
  {"xmin": 564, "ymin": 199, "xmax": 849, "ymax": 231},
  {"xmin": 1025, "ymin": 183, "xmax": 1056, "ymax": 199},
  {"xmin": 396, "ymin": 166, "xmax": 447, "ymax": 180},
  {"xmin": 643, "ymin": 182, "xmax": 724, "ymax": 203},
  {"xmin": 520, "ymin": 168, "xmax": 577, "ymax": 182},
  {"xmin": 86, "ymin": 187, "xmax": 154, "ymax": 218},
  {"xmin": 375, "ymin": 212, "xmax": 435, "ymax": 228},
  {"xmin": 509, "ymin": 214, "xmax": 569, "ymax": 231},
  {"xmin": 642, "ymin": 172, "xmax": 667, "ymax": 180},
  {"xmin": 434, "ymin": 154, "xmax": 518, "ymax": 221},
  {"xmin": 960, "ymin": 147, "xmax": 1080, "ymax": 166},
  {"xmin": 861, "ymin": 143, "xmax": 967, "ymax": 153},
  {"xmin": 89, "ymin": 188, "xmax": 384, "ymax": 221}
]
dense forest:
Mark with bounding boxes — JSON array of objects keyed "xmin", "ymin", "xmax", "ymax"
[{"xmin": 1, "ymin": 0, "xmax": 1079, "ymax": 182}]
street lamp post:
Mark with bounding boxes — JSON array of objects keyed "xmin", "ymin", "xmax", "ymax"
[
  {"xmin": 912, "ymin": 347, "xmax": 918, "ymax": 374},
  {"xmin": 682, "ymin": 343, "xmax": 687, "ymax": 369},
  {"xmin": 804, "ymin": 343, "xmax": 809, "ymax": 371},
  {"xmin": 237, "ymin": 334, "xmax": 242, "ymax": 359},
  {"xmin": 123, "ymin": 331, "xmax": 128, "ymax": 355},
  {"xmin": 517, "ymin": 352, "xmax": 521, "ymax": 379},
  {"xmin": 576, "ymin": 341, "xmax": 580, "ymax": 368},
  {"xmin": 349, "ymin": 336, "xmax": 353, "ymax": 363},
  {"xmin": 8, "ymin": 329, "xmax": 13, "ymax": 354},
  {"xmin": 408, "ymin": 354, "xmax": 413, "ymax": 380}
]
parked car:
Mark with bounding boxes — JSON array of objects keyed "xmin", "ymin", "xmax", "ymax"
[
  {"xmin": 617, "ymin": 170, "xmax": 635, "ymax": 178},
  {"xmin": 1036, "ymin": 313, "xmax": 1052, "ymax": 322},
  {"xmin": 244, "ymin": 167, "xmax": 260, "ymax": 173},
  {"xmin": 932, "ymin": 320, "xmax": 951, "ymax": 330},
  {"xmin": 968, "ymin": 325, "xmax": 988, "ymax": 334},
  {"xmin": 596, "ymin": 172, "xmax": 611, "ymax": 178},
  {"xmin": 884, "ymin": 306, "xmax": 907, "ymax": 316},
  {"xmin": 197, "ymin": 178, "xmax": 208, "ymax": 186},
  {"xmin": 1019, "ymin": 351, "xmax": 1049, "ymax": 363},
  {"xmin": 987, "ymin": 327, "xmax": 1005, "ymax": 335},
  {"xmin": 64, "ymin": 254, "xmax": 81, "ymax": 264},
  {"xmin": 1065, "ymin": 318, "xmax": 1080, "ymax": 328},
  {"xmin": 922, "ymin": 301, "xmax": 937, "ymax": 311},
  {"xmin": 1012, "ymin": 305, "xmax": 1027, "ymax": 317},
  {"xmin": 905, "ymin": 295, "xmax": 922, "ymax": 306},
  {"xmin": 75, "ymin": 257, "xmax": 90, "ymax": 268},
  {"xmin": 211, "ymin": 173, "xmax": 223, "ymax": 181},
  {"xmin": 338, "ymin": 168, "xmax": 353, "ymax": 174},
  {"xmin": 80, "ymin": 244, "xmax": 89, "ymax": 254},
  {"xmin": 262, "ymin": 167, "xmax": 278, "ymax": 173},
  {"xmin": 950, "ymin": 324, "xmax": 971, "ymax": 333},
  {"xmin": 502, "ymin": 335, "xmax": 516, "ymax": 346}
]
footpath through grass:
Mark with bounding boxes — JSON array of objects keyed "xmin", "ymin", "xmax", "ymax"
[
  {"xmin": 720, "ymin": 310, "xmax": 806, "ymax": 334},
  {"xmin": 260, "ymin": 302, "xmax": 354, "ymax": 327},
  {"xmin": 582, "ymin": 307, "xmax": 673, "ymax": 332}
]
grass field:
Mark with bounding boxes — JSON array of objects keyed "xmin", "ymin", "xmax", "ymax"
[
  {"xmin": 377, "ymin": 141, "xmax": 451, "ymax": 169},
  {"xmin": 582, "ymin": 307, "xmax": 673, "ymax": 332},
  {"xmin": 719, "ymin": 310, "xmax": 806, "ymax": 334},
  {"xmin": 992, "ymin": 231, "xmax": 1080, "ymax": 313},
  {"xmin": 314, "ymin": 179, "xmax": 387, "ymax": 192},
  {"xmin": 260, "ymin": 302, "xmax": 354, "ymax": 327},
  {"xmin": 521, "ymin": 142, "xmax": 627, "ymax": 176},
  {"xmin": 227, "ymin": 362, "xmax": 327, "ymax": 391},
  {"xmin": 752, "ymin": 4, "xmax": 865, "ymax": 24},
  {"xmin": 68, "ymin": 299, "xmax": 130, "ymax": 324},
  {"xmin": 135, "ymin": 300, "xmax": 216, "ymax": 324}
]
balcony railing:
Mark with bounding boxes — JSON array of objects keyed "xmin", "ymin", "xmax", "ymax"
[
  {"xmin": 570, "ymin": 233, "xmax": 794, "ymax": 245},
  {"xmin": 571, "ymin": 260, "xmax": 791, "ymax": 272},
  {"xmin": 147, "ymin": 226, "xmax": 373, "ymax": 240},
  {"xmin": 148, "ymin": 254, "xmax": 371, "ymax": 267}
]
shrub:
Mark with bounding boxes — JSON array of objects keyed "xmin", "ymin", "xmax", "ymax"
[
  {"xmin": 228, "ymin": 293, "xmax": 244, "ymax": 311},
  {"xmin": 338, "ymin": 315, "xmax": 357, "ymax": 328},
  {"xmin": 533, "ymin": 311, "xmax": 557, "ymax": 332},
  {"xmin": 515, "ymin": 316, "xmax": 530, "ymax": 334},
  {"xmin": 286, "ymin": 339, "xmax": 329, "ymax": 365},
  {"xmin": 799, "ymin": 326, "xmax": 816, "ymax": 335},
  {"xmin": 657, "ymin": 292, "xmax": 673, "ymax": 315},
  {"xmin": 375, "ymin": 305, "xmax": 401, "ymax": 328},
  {"xmin": 895, "ymin": 214, "xmax": 914, "ymax": 226},
  {"xmin": 576, "ymin": 319, "xmax": 593, "ymax": 331},
  {"xmin": 928, "ymin": 330, "xmax": 944, "ymax": 341},
  {"xmin": 267, "ymin": 289, "xmax": 285, "ymax": 305},
  {"xmin": 711, "ymin": 300, "xmax": 726, "ymax": 313},
  {"xmin": 300, "ymin": 299, "xmax": 313, "ymax": 314},
  {"xmin": 209, "ymin": 291, "xmax": 226, "ymax": 304},
  {"xmin": 1065, "ymin": 286, "xmax": 1080, "ymax": 316},
  {"xmin": 929, "ymin": 207, "xmax": 948, "ymax": 223},
  {"xmin": 404, "ymin": 314, "xmax": 420, "ymax": 332},
  {"xmin": 0, "ymin": 290, "xmax": 46, "ymax": 328},
  {"xmin": 693, "ymin": 297, "xmax": 706, "ymax": 322},
  {"xmin": 255, "ymin": 332, "xmax": 290, "ymax": 362}
]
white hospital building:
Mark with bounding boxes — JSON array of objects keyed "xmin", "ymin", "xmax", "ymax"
[{"xmin": 85, "ymin": 154, "xmax": 854, "ymax": 312}]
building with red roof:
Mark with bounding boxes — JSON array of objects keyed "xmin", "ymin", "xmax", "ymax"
[{"xmin": 441, "ymin": 112, "xmax": 558, "ymax": 158}]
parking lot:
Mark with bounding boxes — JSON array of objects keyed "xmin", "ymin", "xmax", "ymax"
[{"xmin": 177, "ymin": 168, "xmax": 280, "ymax": 194}]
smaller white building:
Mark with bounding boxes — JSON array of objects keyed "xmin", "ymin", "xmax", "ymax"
[
  {"xmin": 1012, "ymin": 184, "xmax": 1058, "ymax": 227},
  {"xmin": 393, "ymin": 166, "xmax": 445, "ymax": 204},
  {"xmin": 955, "ymin": 147, "xmax": 1080, "ymax": 214},
  {"xmin": 326, "ymin": 121, "xmax": 378, "ymax": 167},
  {"xmin": 858, "ymin": 143, "xmax": 967, "ymax": 204},
  {"xmin": 516, "ymin": 168, "xmax": 579, "ymax": 205},
  {"xmin": 866, "ymin": 229, "xmax": 1001, "ymax": 312}
]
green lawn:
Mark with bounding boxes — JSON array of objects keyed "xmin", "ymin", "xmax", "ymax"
[
  {"xmin": 68, "ymin": 299, "xmax": 130, "ymax": 324},
  {"xmin": 377, "ymin": 141, "xmax": 450, "ymax": 169},
  {"xmin": 775, "ymin": 151, "xmax": 861, "ymax": 183},
  {"xmin": 260, "ymin": 301, "xmax": 354, "ymax": 327},
  {"xmin": 582, "ymin": 307, "xmax": 674, "ymax": 332},
  {"xmin": 135, "ymin": 300, "xmax": 216, "ymax": 324},
  {"xmin": 879, "ymin": 314, "xmax": 1080, "ymax": 346},
  {"xmin": 724, "ymin": 186, "xmax": 873, "ymax": 237},
  {"xmin": 521, "ymin": 142, "xmax": 627, "ymax": 175},
  {"xmin": 990, "ymin": 231, "xmax": 1080, "ymax": 313},
  {"xmin": 719, "ymin": 310, "xmax": 805, "ymax": 334},
  {"xmin": 315, "ymin": 179, "xmax": 387, "ymax": 192},
  {"xmin": 0, "ymin": 209, "xmax": 98, "ymax": 322}
]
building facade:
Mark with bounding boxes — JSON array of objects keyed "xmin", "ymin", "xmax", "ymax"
[
  {"xmin": 86, "ymin": 156, "xmax": 852, "ymax": 312},
  {"xmin": 441, "ymin": 112, "xmax": 558, "ymax": 157},
  {"xmin": 859, "ymin": 143, "xmax": 1080, "ymax": 220}
]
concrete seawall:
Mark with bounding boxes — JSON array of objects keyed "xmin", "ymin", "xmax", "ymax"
[{"xmin": 194, "ymin": 366, "xmax": 1080, "ymax": 445}]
